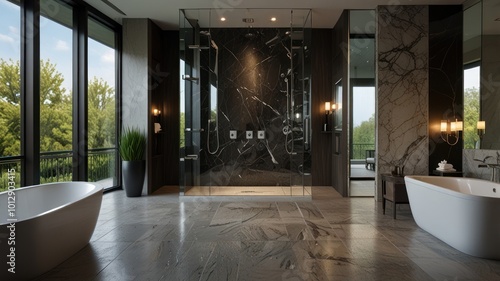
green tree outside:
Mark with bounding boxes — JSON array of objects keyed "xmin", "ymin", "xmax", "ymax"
[
  {"xmin": 352, "ymin": 114, "xmax": 375, "ymax": 160},
  {"xmin": 0, "ymin": 59, "xmax": 116, "ymax": 191},
  {"xmin": 463, "ymin": 87, "xmax": 480, "ymax": 149}
]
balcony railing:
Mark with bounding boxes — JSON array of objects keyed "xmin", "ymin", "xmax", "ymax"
[
  {"xmin": 0, "ymin": 148, "xmax": 117, "ymax": 191},
  {"xmin": 0, "ymin": 156, "xmax": 21, "ymax": 191},
  {"xmin": 351, "ymin": 143, "xmax": 375, "ymax": 160}
]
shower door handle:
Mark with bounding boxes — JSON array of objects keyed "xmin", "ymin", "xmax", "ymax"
[
  {"xmin": 185, "ymin": 128, "xmax": 205, "ymax": 132},
  {"xmin": 304, "ymin": 116, "xmax": 310, "ymax": 145},
  {"xmin": 185, "ymin": 154, "xmax": 199, "ymax": 160}
]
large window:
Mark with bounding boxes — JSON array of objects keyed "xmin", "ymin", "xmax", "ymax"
[
  {"xmin": 463, "ymin": 65, "xmax": 480, "ymax": 149},
  {"xmin": 0, "ymin": 0, "xmax": 21, "ymax": 190},
  {"xmin": 0, "ymin": 0, "xmax": 121, "ymax": 190},
  {"xmin": 352, "ymin": 85, "xmax": 375, "ymax": 159},
  {"xmin": 88, "ymin": 18, "xmax": 118, "ymax": 188},
  {"xmin": 40, "ymin": 0, "xmax": 73, "ymax": 183}
]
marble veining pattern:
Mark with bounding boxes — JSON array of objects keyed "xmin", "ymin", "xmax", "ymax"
[
  {"xmin": 377, "ymin": 6, "xmax": 429, "ymax": 198},
  {"xmin": 34, "ymin": 186, "xmax": 500, "ymax": 280},
  {"xmin": 193, "ymin": 28, "xmax": 310, "ymax": 187}
]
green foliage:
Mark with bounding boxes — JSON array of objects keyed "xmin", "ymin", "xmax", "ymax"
[
  {"xmin": 0, "ymin": 59, "xmax": 21, "ymax": 156},
  {"xmin": 0, "ymin": 162, "xmax": 21, "ymax": 192},
  {"xmin": 352, "ymin": 114, "xmax": 375, "ymax": 159},
  {"xmin": 353, "ymin": 115, "xmax": 375, "ymax": 144},
  {"xmin": 463, "ymin": 87, "xmax": 480, "ymax": 149},
  {"xmin": 180, "ymin": 112, "xmax": 185, "ymax": 148},
  {"xmin": 88, "ymin": 77, "xmax": 116, "ymax": 149},
  {"xmin": 119, "ymin": 127, "xmax": 146, "ymax": 161},
  {"xmin": 0, "ymin": 59, "xmax": 117, "ymax": 184}
]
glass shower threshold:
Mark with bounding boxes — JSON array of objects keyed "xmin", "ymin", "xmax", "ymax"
[{"xmin": 184, "ymin": 186, "xmax": 311, "ymax": 196}]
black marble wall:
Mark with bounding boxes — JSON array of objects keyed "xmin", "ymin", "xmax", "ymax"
[
  {"xmin": 428, "ymin": 5, "xmax": 463, "ymax": 173},
  {"xmin": 198, "ymin": 28, "xmax": 310, "ymax": 186}
]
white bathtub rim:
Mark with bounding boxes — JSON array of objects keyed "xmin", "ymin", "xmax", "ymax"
[
  {"xmin": 0, "ymin": 181, "xmax": 102, "ymax": 226},
  {"xmin": 404, "ymin": 175, "xmax": 499, "ymax": 202}
]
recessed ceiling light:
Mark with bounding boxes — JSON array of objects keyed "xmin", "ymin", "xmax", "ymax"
[
  {"xmin": 220, "ymin": 17, "xmax": 226, "ymax": 22},
  {"xmin": 271, "ymin": 17, "xmax": 277, "ymax": 22}
]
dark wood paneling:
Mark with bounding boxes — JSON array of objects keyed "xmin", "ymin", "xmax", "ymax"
[
  {"xmin": 163, "ymin": 31, "xmax": 180, "ymax": 185},
  {"xmin": 331, "ymin": 11, "xmax": 349, "ymax": 196},
  {"xmin": 149, "ymin": 20, "xmax": 171, "ymax": 193},
  {"xmin": 311, "ymin": 29, "xmax": 333, "ymax": 186},
  {"xmin": 428, "ymin": 6, "xmax": 463, "ymax": 174}
]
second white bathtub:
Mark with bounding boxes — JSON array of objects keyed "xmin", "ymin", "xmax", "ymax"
[{"xmin": 405, "ymin": 175, "xmax": 500, "ymax": 260}]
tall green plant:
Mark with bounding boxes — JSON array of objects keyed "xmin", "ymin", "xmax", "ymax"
[{"xmin": 119, "ymin": 127, "xmax": 146, "ymax": 161}]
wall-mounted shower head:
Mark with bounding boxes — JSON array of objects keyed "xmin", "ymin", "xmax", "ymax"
[
  {"xmin": 266, "ymin": 35, "xmax": 280, "ymax": 46},
  {"xmin": 280, "ymin": 68, "xmax": 292, "ymax": 78}
]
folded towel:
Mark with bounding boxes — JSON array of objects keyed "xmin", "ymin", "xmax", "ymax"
[
  {"xmin": 438, "ymin": 163, "xmax": 453, "ymax": 169},
  {"xmin": 436, "ymin": 167, "xmax": 456, "ymax": 172}
]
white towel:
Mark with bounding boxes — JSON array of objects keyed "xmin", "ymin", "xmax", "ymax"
[
  {"xmin": 436, "ymin": 167, "xmax": 456, "ymax": 172},
  {"xmin": 438, "ymin": 163, "xmax": 453, "ymax": 170}
]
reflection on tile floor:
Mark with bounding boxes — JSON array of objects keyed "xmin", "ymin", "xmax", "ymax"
[
  {"xmin": 350, "ymin": 180, "xmax": 375, "ymax": 197},
  {"xmin": 36, "ymin": 186, "xmax": 500, "ymax": 281}
]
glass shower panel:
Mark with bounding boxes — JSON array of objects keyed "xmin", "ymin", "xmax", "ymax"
[
  {"xmin": 180, "ymin": 9, "xmax": 311, "ymax": 196},
  {"xmin": 289, "ymin": 9, "xmax": 312, "ymax": 196},
  {"xmin": 179, "ymin": 11, "xmax": 204, "ymax": 195}
]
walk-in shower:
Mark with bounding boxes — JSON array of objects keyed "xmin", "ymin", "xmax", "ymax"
[{"xmin": 179, "ymin": 9, "xmax": 312, "ymax": 196}]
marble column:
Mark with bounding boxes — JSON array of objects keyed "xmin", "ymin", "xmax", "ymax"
[{"xmin": 376, "ymin": 6, "xmax": 429, "ymax": 199}]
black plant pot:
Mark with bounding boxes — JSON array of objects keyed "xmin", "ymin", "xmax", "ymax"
[{"xmin": 122, "ymin": 160, "xmax": 145, "ymax": 197}]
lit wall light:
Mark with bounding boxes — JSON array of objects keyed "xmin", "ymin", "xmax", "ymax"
[
  {"xmin": 323, "ymin": 101, "xmax": 334, "ymax": 132},
  {"xmin": 440, "ymin": 118, "xmax": 462, "ymax": 146},
  {"xmin": 153, "ymin": 108, "xmax": 161, "ymax": 116},
  {"xmin": 324, "ymin": 102, "xmax": 331, "ymax": 114},
  {"xmin": 477, "ymin": 121, "xmax": 486, "ymax": 138}
]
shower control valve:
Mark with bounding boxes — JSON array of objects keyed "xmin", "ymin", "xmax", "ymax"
[
  {"xmin": 246, "ymin": 131, "xmax": 253, "ymax": 139},
  {"xmin": 229, "ymin": 130, "xmax": 237, "ymax": 140},
  {"xmin": 257, "ymin": 130, "xmax": 265, "ymax": 139}
]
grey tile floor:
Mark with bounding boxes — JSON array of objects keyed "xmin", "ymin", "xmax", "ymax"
[{"xmin": 36, "ymin": 187, "xmax": 500, "ymax": 281}]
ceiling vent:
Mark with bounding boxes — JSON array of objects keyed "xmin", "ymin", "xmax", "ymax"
[{"xmin": 242, "ymin": 18, "xmax": 254, "ymax": 23}]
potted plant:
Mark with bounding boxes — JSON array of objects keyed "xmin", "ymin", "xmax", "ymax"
[{"xmin": 119, "ymin": 127, "xmax": 146, "ymax": 197}]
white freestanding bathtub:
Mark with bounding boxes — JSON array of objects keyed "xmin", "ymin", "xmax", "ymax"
[
  {"xmin": 0, "ymin": 182, "xmax": 103, "ymax": 280},
  {"xmin": 405, "ymin": 175, "xmax": 500, "ymax": 260}
]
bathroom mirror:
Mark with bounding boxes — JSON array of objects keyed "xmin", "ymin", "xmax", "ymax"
[{"xmin": 463, "ymin": 0, "xmax": 500, "ymax": 149}]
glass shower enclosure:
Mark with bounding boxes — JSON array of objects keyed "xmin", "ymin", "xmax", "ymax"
[{"xmin": 179, "ymin": 9, "xmax": 312, "ymax": 196}]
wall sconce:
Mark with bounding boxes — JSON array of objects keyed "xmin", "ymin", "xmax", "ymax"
[
  {"xmin": 153, "ymin": 108, "xmax": 162, "ymax": 134},
  {"xmin": 440, "ymin": 119, "xmax": 462, "ymax": 146},
  {"xmin": 324, "ymin": 102, "xmax": 334, "ymax": 131},
  {"xmin": 477, "ymin": 121, "xmax": 485, "ymax": 138},
  {"xmin": 324, "ymin": 102, "xmax": 331, "ymax": 114}
]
